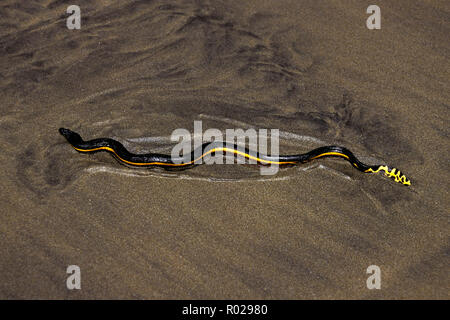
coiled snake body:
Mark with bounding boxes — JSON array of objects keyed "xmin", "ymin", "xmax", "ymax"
[{"xmin": 59, "ymin": 128, "xmax": 410, "ymax": 186}]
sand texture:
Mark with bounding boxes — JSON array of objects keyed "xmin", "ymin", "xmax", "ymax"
[{"xmin": 0, "ymin": 0, "xmax": 448, "ymax": 299}]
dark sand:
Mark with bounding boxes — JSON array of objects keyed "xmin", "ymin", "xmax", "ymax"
[{"xmin": 0, "ymin": 0, "xmax": 448, "ymax": 299}]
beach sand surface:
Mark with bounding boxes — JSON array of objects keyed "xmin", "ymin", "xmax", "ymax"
[{"xmin": 0, "ymin": 0, "xmax": 448, "ymax": 298}]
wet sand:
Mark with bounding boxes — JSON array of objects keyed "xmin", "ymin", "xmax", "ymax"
[{"xmin": 0, "ymin": 0, "xmax": 448, "ymax": 299}]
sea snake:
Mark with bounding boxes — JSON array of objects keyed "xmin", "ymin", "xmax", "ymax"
[{"xmin": 59, "ymin": 128, "xmax": 411, "ymax": 186}]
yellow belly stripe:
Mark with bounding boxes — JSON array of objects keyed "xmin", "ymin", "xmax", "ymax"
[
  {"xmin": 310, "ymin": 152, "xmax": 350, "ymax": 160},
  {"xmin": 73, "ymin": 146, "xmax": 297, "ymax": 166}
]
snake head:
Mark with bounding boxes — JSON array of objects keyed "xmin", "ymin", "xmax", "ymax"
[{"xmin": 59, "ymin": 128, "xmax": 84, "ymax": 145}]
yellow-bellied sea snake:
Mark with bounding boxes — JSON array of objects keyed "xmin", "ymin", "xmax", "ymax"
[{"xmin": 59, "ymin": 128, "xmax": 411, "ymax": 186}]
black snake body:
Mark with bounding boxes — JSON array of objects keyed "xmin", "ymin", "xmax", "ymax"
[{"xmin": 59, "ymin": 128, "xmax": 410, "ymax": 185}]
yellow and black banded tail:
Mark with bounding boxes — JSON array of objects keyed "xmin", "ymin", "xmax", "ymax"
[{"xmin": 365, "ymin": 166, "xmax": 411, "ymax": 186}]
